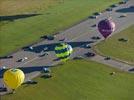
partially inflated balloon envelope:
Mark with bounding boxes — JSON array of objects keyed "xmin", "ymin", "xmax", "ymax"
[
  {"xmin": 3, "ymin": 68, "xmax": 25, "ymax": 89},
  {"xmin": 98, "ymin": 18, "xmax": 115, "ymax": 38},
  {"xmin": 55, "ymin": 43, "xmax": 73, "ymax": 61}
]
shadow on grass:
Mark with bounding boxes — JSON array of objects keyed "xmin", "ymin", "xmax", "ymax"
[
  {"xmin": 0, "ymin": 13, "xmax": 42, "ymax": 22},
  {"xmin": 116, "ymin": 6, "xmax": 134, "ymax": 13},
  {"xmin": 23, "ymin": 41, "xmax": 93, "ymax": 53}
]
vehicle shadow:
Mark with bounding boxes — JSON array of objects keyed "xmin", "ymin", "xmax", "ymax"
[
  {"xmin": 128, "ymin": 68, "xmax": 134, "ymax": 72},
  {"xmin": 0, "ymin": 13, "xmax": 42, "ymax": 22},
  {"xmin": 116, "ymin": 6, "xmax": 134, "ymax": 13},
  {"xmin": 23, "ymin": 41, "xmax": 94, "ymax": 53}
]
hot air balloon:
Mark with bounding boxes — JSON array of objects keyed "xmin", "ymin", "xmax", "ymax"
[
  {"xmin": 98, "ymin": 18, "xmax": 115, "ymax": 39},
  {"xmin": 3, "ymin": 68, "xmax": 25, "ymax": 90},
  {"xmin": 55, "ymin": 43, "xmax": 73, "ymax": 61}
]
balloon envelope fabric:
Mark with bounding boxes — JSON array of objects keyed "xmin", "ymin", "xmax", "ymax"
[
  {"xmin": 3, "ymin": 68, "xmax": 25, "ymax": 89},
  {"xmin": 55, "ymin": 43, "xmax": 73, "ymax": 61},
  {"xmin": 98, "ymin": 18, "xmax": 115, "ymax": 38}
]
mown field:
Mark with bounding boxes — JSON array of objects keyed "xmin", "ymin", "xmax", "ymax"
[
  {"xmin": 1, "ymin": 60, "xmax": 134, "ymax": 100},
  {"xmin": 96, "ymin": 25, "xmax": 134, "ymax": 64},
  {"xmin": 0, "ymin": 0, "xmax": 120, "ymax": 56}
]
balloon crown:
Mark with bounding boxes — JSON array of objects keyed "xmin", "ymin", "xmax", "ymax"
[{"xmin": 11, "ymin": 69, "xmax": 17, "ymax": 72}]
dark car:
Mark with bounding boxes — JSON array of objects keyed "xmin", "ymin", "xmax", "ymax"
[
  {"xmin": 104, "ymin": 57, "xmax": 111, "ymax": 60},
  {"xmin": 0, "ymin": 87, "xmax": 7, "ymax": 92},
  {"xmin": 0, "ymin": 55, "xmax": 13, "ymax": 59},
  {"xmin": 41, "ymin": 35, "xmax": 54, "ymax": 40},
  {"xmin": 47, "ymin": 35, "xmax": 54, "ymax": 40},
  {"xmin": 118, "ymin": 38, "xmax": 128, "ymax": 42},
  {"xmin": 85, "ymin": 52, "xmax": 95, "ymax": 57},
  {"xmin": 91, "ymin": 24, "xmax": 96, "ymax": 28},
  {"xmin": 40, "ymin": 35, "xmax": 48, "ymax": 39},
  {"xmin": 85, "ymin": 44, "xmax": 91, "ymax": 48},
  {"xmin": 16, "ymin": 58, "xmax": 24, "ymax": 62},
  {"xmin": 59, "ymin": 38, "xmax": 65, "ymax": 41},
  {"xmin": 43, "ymin": 73, "xmax": 52, "ymax": 78},
  {"xmin": 88, "ymin": 16, "xmax": 98, "ymax": 19},
  {"xmin": 91, "ymin": 36, "xmax": 101, "ymax": 40},
  {"xmin": 119, "ymin": 14, "xmax": 127, "ymax": 18},
  {"xmin": 119, "ymin": 1, "xmax": 127, "ymax": 5},
  {"xmin": 23, "ymin": 80, "xmax": 38, "ymax": 85},
  {"xmin": 106, "ymin": 8, "xmax": 113, "ymax": 11},
  {"xmin": 130, "ymin": 6, "xmax": 134, "ymax": 8},
  {"xmin": 110, "ymin": 4, "xmax": 117, "ymax": 8},
  {"xmin": 39, "ymin": 52, "xmax": 49, "ymax": 57},
  {"xmin": 42, "ymin": 67, "xmax": 51, "ymax": 73},
  {"xmin": 93, "ymin": 12, "xmax": 102, "ymax": 16},
  {"xmin": 120, "ymin": 1, "xmax": 128, "ymax": 4}
]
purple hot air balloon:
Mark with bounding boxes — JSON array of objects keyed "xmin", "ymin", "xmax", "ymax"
[{"xmin": 98, "ymin": 18, "xmax": 115, "ymax": 38}]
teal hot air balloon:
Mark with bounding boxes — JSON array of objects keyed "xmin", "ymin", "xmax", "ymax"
[{"xmin": 55, "ymin": 43, "xmax": 73, "ymax": 61}]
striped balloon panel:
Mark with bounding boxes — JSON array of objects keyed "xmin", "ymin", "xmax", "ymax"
[{"xmin": 55, "ymin": 43, "xmax": 72, "ymax": 61}]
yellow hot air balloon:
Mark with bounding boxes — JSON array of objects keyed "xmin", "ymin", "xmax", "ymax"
[{"xmin": 3, "ymin": 68, "xmax": 25, "ymax": 89}]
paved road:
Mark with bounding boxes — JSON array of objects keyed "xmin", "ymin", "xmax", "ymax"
[{"xmin": 0, "ymin": 0, "xmax": 134, "ymax": 90}]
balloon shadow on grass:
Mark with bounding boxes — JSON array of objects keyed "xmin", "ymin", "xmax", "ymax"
[{"xmin": 0, "ymin": 13, "xmax": 42, "ymax": 22}]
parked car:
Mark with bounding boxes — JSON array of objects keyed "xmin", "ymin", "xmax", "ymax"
[
  {"xmin": 91, "ymin": 24, "xmax": 96, "ymax": 27},
  {"xmin": 118, "ymin": 38, "xmax": 128, "ymax": 42},
  {"xmin": 43, "ymin": 47, "xmax": 48, "ymax": 51},
  {"xmin": 17, "ymin": 58, "xmax": 24, "ymax": 62},
  {"xmin": 130, "ymin": 5, "xmax": 134, "ymax": 8},
  {"xmin": 41, "ymin": 35, "xmax": 54, "ymax": 40},
  {"xmin": 16, "ymin": 57, "xmax": 28, "ymax": 62},
  {"xmin": 85, "ymin": 44, "xmax": 91, "ymax": 48},
  {"xmin": 43, "ymin": 73, "xmax": 52, "ymax": 78},
  {"xmin": 0, "ymin": 55, "xmax": 13, "ymax": 59},
  {"xmin": 29, "ymin": 46, "xmax": 33, "ymax": 50},
  {"xmin": 24, "ymin": 80, "xmax": 38, "ymax": 85},
  {"xmin": 119, "ymin": 14, "xmax": 127, "ymax": 18},
  {"xmin": 40, "ymin": 35, "xmax": 48, "ymax": 39},
  {"xmin": 47, "ymin": 35, "xmax": 54, "ymax": 40},
  {"xmin": 91, "ymin": 36, "xmax": 101, "ymax": 40},
  {"xmin": 42, "ymin": 67, "xmax": 51, "ymax": 73},
  {"xmin": 0, "ymin": 66, "xmax": 7, "ymax": 71},
  {"xmin": 39, "ymin": 52, "xmax": 49, "ymax": 57},
  {"xmin": 118, "ymin": 1, "xmax": 127, "ymax": 5},
  {"xmin": 104, "ymin": 57, "xmax": 111, "ymax": 60},
  {"xmin": 0, "ymin": 87, "xmax": 7, "ymax": 92},
  {"xmin": 85, "ymin": 52, "xmax": 95, "ymax": 57},
  {"xmin": 106, "ymin": 8, "xmax": 113, "ymax": 11},
  {"xmin": 110, "ymin": 4, "xmax": 117, "ymax": 8},
  {"xmin": 59, "ymin": 38, "xmax": 65, "ymax": 41},
  {"xmin": 88, "ymin": 16, "xmax": 98, "ymax": 19},
  {"xmin": 93, "ymin": 12, "xmax": 102, "ymax": 16}
]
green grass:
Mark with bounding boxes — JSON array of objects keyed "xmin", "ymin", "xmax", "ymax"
[
  {"xmin": 0, "ymin": 0, "xmax": 120, "ymax": 56},
  {"xmin": 1, "ymin": 60, "xmax": 134, "ymax": 100},
  {"xmin": 95, "ymin": 25, "xmax": 134, "ymax": 64}
]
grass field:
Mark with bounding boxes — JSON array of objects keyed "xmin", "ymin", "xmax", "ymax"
[
  {"xmin": 0, "ymin": 0, "xmax": 120, "ymax": 56},
  {"xmin": 95, "ymin": 25, "xmax": 134, "ymax": 64},
  {"xmin": 1, "ymin": 60, "xmax": 134, "ymax": 100}
]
